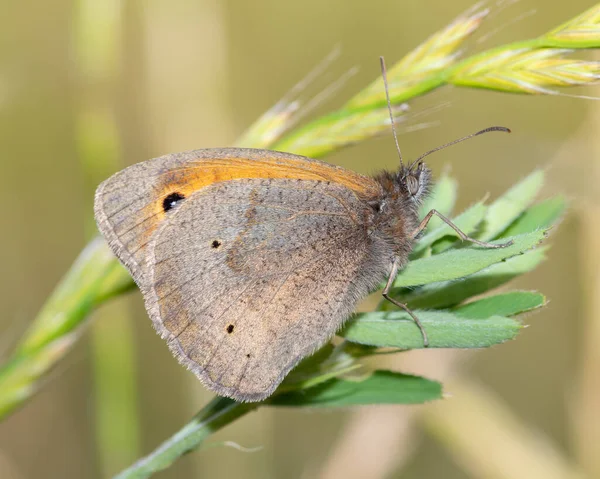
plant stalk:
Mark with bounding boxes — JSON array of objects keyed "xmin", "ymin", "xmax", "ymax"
[{"xmin": 113, "ymin": 397, "xmax": 255, "ymax": 479}]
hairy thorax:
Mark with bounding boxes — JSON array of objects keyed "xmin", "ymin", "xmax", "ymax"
[{"xmin": 365, "ymin": 165, "xmax": 432, "ymax": 259}]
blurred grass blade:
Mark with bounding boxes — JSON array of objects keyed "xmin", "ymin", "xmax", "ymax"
[
  {"xmin": 272, "ymin": 106, "xmax": 407, "ymax": 158},
  {"xmin": 423, "ymin": 379, "xmax": 583, "ymax": 479},
  {"xmin": 393, "ymin": 230, "xmax": 546, "ymax": 289},
  {"xmin": 113, "ymin": 397, "xmax": 256, "ymax": 479},
  {"xmin": 448, "ymin": 4, "xmax": 600, "ymax": 95},
  {"xmin": 450, "ymin": 48, "xmax": 600, "ymax": 94},
  {"xmin": 573, "ymin": 202, "xmax": 600, "ymax": 478},
  {"xmin": 543, "ymin": 3, "xmax": 600, "ymax": 48},
  {"xmin": 477, "ymin": 169, "xmax": 545, "ymax": 241},
  {"xmin": 401, "ymin": 247, "xmax": 547, "ymax": 309},
  {"xmin": 342, "ymin": 4, "xmax": 600, "ymax": 115},
  {"xmin": 270, "ymin": 371, "xmax": 442, "ymax": 407},
  {"xmin": 235, "ymin": 47, "xmax": 344, "ymax": 149},
  {"xmin": 342, "ymin": 311, "xmax": 520, "ymax": 349},
  {"xmin": 499, "ymin": 196, "xmax": 567, "ymax": 238},
  {"xmin": 412, "ymin": 200, "xmax": 487, "ymax": 256},
  {"xmin": 0, "ymin": 238, "xmax": 122, "ymax": 416},
  {"xmin": 93, "ymin": 262, "xmax": 135, "ymax": 304},
  {"xmin": 0, "ymin": 336, "xmax": 75, "ymax": 417},
  {"xmin": 0, "ymin": 240, "xmax": 131, "ymax": 418},
  {"xmin": 347, "ymin": 5, "xmax": 490, "ymax": 109},
  {"xmin": 235, "ymin": 101, "xmax": 301, "ymax": 150},
  {"xmin": 16, "ymin": 238, "xmax": 121, "ymax": 355},
  {"xmin": 453, "ymin": 291, "xmax": 546, "ymax": 318}
]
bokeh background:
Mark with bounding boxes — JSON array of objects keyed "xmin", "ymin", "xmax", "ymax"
[{"xmin": 0, "ymin": 0, "xmax": 598, "ymax": 477}]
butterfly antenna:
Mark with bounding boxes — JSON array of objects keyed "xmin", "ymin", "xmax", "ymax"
[
  {"xmin": 380, "ymin": 56, "xmax": 404, "ymax": 168},
  {"xmin": 407, "ymin": 126, "xmax": 511, "ymax": 171}
]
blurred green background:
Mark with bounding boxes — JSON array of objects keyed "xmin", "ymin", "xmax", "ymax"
[{"xmin": 0, "ymin": 0, "xmax": 597, "ymax": 478}]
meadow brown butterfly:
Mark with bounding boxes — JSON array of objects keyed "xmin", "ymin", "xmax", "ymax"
[{"xmin": 94, "ymin": 58, "xmax": 510, "ymax": 402}]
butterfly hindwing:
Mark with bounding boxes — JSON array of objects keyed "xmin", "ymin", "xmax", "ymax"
[{"xmin": 143, "ymin": 178, "xmax": 392, "ymax": 401}]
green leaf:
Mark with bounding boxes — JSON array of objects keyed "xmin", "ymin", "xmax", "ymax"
[
  {"xmin": 430, "ymin": 233, "xmax": 462, "ymax": 255},
  {"xmin": 499, "ymin": 196, "xmax": 567, "ymax": 238},
  {"xmin": 419, "ymin": 173, "xmax": 457, "ymax": 232},
  {"xmin": 269, "ymin": 370, "xmax": 442, "ymax": 407},
  {"xmin": 287, "ymin": 344, "xmax": 335, "ymax": 376},
  {"xmin": 393, "ymin": 230, "xmax": 546, "ymax": 289},
  {"xmin": 478, "ymin": 170, "xmax": 545, "ymax": 240},
  {"xmin": 400, "ymin": 247, "xmax": 547, "ymax": 309},
  {"xmin": 454, "ymin": 291, "xmax": 546, "ymax": 319},
  {"xmin": 412, "ymin": 200, "xmax": 487, "ymax": 257},
  {"xmin": 341, "ymin": 310, "xmax": 520, "ymax": 349},
  {"xmin": 280, "ymin": 344, "xmax": 338, "ymax": 390}
]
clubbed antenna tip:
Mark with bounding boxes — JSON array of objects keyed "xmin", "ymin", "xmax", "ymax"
[{"xmin": 408, "ymin": 125, "xmax": 512, "ymax": 171}]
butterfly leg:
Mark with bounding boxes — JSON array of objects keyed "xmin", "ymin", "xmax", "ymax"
[
  {"xmin": 382, "ymin": 258, "xmax": 429, "ymax": 347},
  {"xmin": 412, "ymin": 209, "xmax": 513, "ymax": 248}
]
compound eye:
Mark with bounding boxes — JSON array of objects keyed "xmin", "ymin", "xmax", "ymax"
[{"xmin": 406, "ymin": 175, "xmax": 420, "ymax": 196}]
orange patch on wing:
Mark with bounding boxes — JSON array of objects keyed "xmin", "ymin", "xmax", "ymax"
[
  {"xmin": 141, "ymin": 156, "xmax": 379, "ymax": 243},
  {"xmin": 166, "ymin": 157, "xmax": 377, "ymax": 196}
]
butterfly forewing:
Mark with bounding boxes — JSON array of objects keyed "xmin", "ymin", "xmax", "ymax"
[{"xmin": 93, "ymin": 148, "xmax": 380, "ymax": 286}]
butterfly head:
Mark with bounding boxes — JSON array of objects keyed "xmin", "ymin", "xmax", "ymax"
[{"xmin": 398, "ymin": 160, "xmax": 431, "ymax": 204}]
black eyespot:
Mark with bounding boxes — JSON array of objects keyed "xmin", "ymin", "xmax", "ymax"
[
  {"xmin": 246, "ymin": 353, "xmax": 251, "ymax": 358},
  {"xmin": 212, "ymin": 240, "xmax": 222, "ymax": 249},
  {"xmin": 162, "ymin": 192, "xmax": 185, "ymax": 212},
  {"xmin": 227, "ymin": 324, "xmax": 234, "ymax": 334}
]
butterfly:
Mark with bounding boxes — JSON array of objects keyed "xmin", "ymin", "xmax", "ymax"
[{"xmin": 94, "ymin": 58, "xmax": 510, "ymax": 401}]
